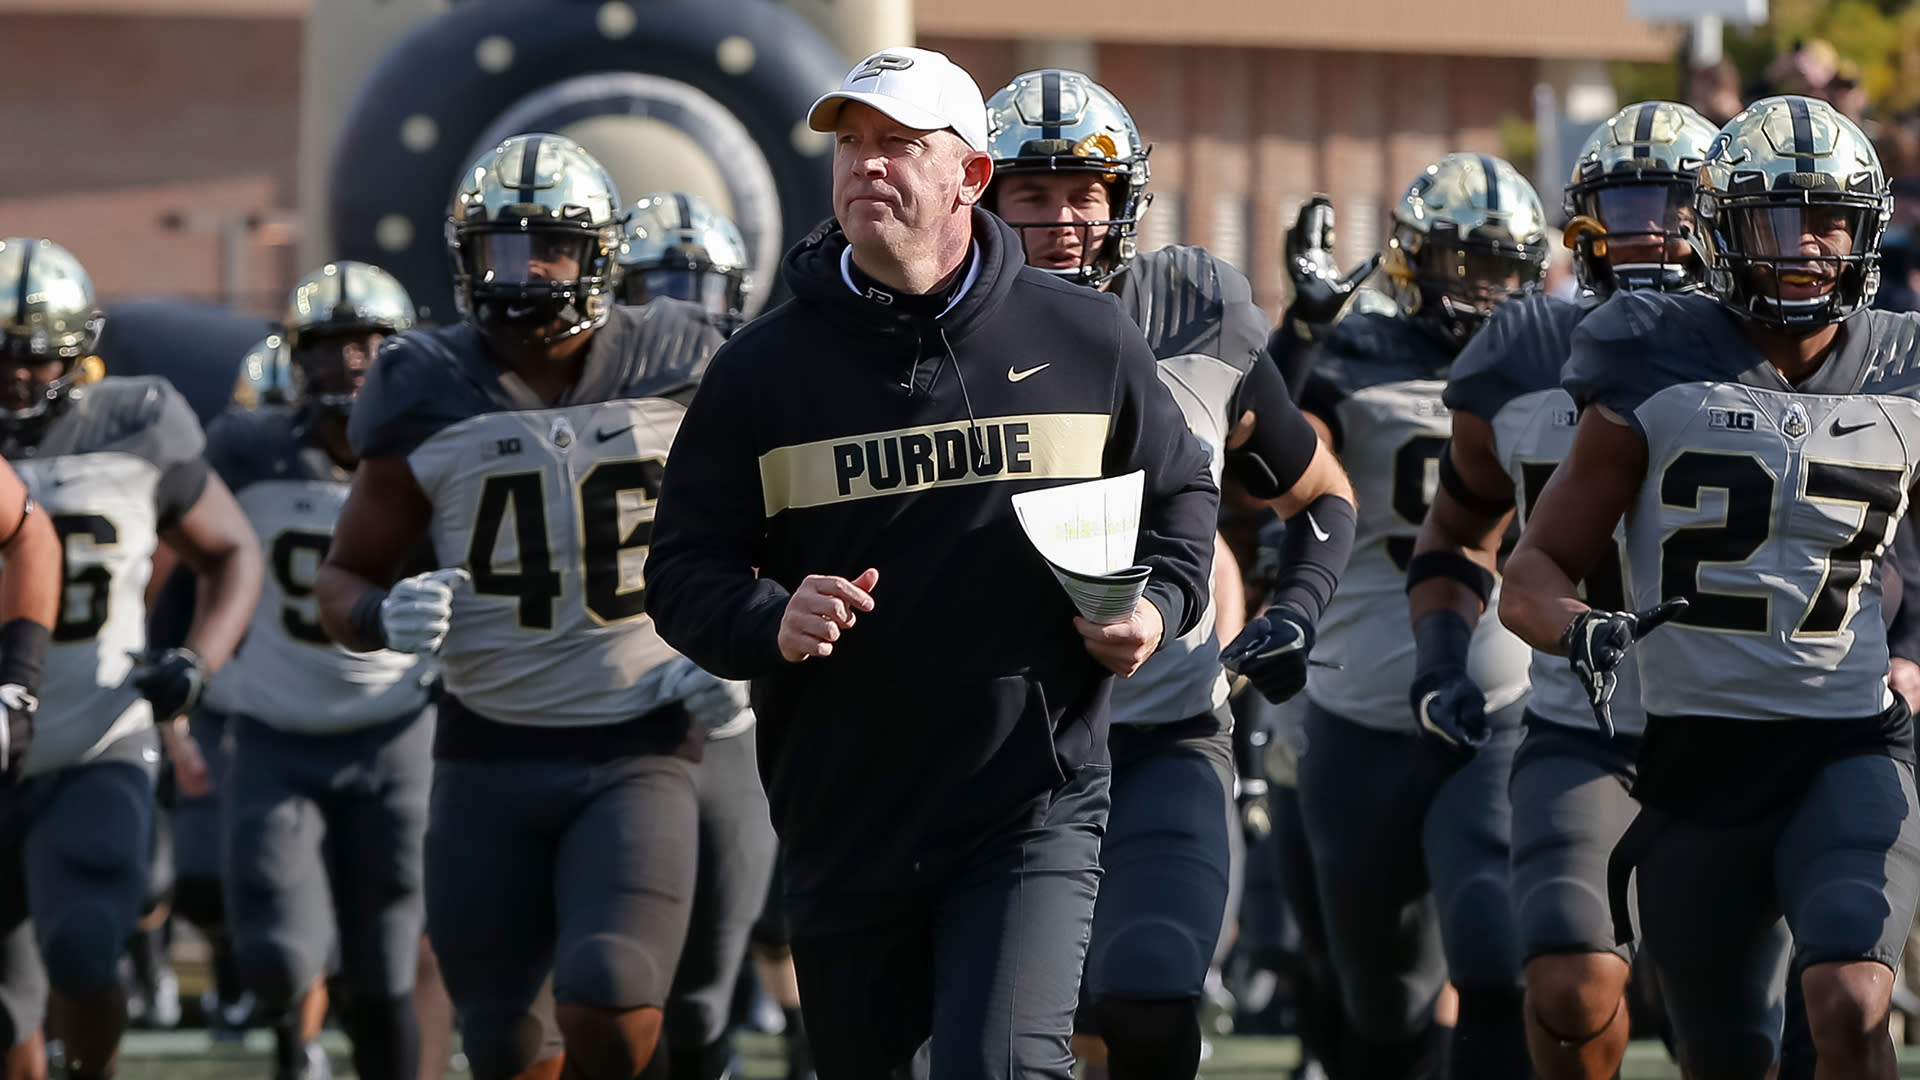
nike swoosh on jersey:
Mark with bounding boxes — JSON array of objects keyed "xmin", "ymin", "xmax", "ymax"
[
  {"xmin": 1007, "ymin": 364, "xmax": 1050, "ymax": 383},
  {"xmin": 1307, "ymin": 512, "xmax": 1330, "ymax": 542},
  {"xmin": 595, "ymin": 425, "xmax": 633, "ymax": 444},
  {"xmin": 1830, "ymin": 419, "xmax": 1876, "ymax": 437}
]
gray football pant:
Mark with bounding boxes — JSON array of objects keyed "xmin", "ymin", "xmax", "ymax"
[
  {"xmin": 667, "ymin": 727, "xmax": 778, "ymax": 1052},
  {"xmin": 1633, "ymin": 752, "xmax": 1920, "ymax": 1078},
  {"xmin": 1296, "ymin": 700, "xmax": 1523, "ymax": 1043},
  {"xmin": 223, "ymin": 707, "xmax": 434, "ymax": 1015}
]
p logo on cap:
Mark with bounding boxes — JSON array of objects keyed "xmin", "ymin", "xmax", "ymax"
[{"xmin": 853, "ymin": 54, "xmax": 916, "ymax": 80}]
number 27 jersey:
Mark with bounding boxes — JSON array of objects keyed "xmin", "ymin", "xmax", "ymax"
[
  {"xmin": 1567, "ymin": 290, "xmax": 1920, "ymax": 721},
  {"xmin": 350, "ymin": 302, "xmax": 721, "ymax": 728}
]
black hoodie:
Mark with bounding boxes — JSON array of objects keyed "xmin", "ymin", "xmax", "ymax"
[{"xmin": 646, "ymin": 209, "xmax": 1217, "ymax": 920}]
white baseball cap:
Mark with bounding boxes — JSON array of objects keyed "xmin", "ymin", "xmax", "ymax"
[{"xmin": 808, "ymin": 47, "xmax": 989, "ymax": 153}]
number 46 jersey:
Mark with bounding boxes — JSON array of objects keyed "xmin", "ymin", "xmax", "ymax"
[
  {"xmin": 199, "ymin": 406, "xmax": 433, "ymax": 733},
  {"xmin": 2, "ymin": 377, "xmax": 208, "ymax": 772},
  {"xmin": 350, "ymin": 301, "xmax": 721, "ymax": 729},
  {"xmin": 1567, "ymin": 289, "xmax": 1920, "ymax": 721}
]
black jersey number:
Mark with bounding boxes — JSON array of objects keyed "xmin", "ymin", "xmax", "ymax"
[
  {"xmin": 270, "ymin": 531, "xmax": 334, "ymax": 646},
  {"xmin": 51, "ymin": 513, "xmax": 116, "ymax": 643},
  {"xmin": 1658, "ymin": 451, "xmax": 1905, "ymax": 636},
  {"xmin": 466, "ymin": 460, "xmax": 666, "ymax": 629},
  {"xmin": 1519, "ymin": 462, "xmax": 1625, "ymax": 611},
  {"xmin": 1385, "ymin": 435, "xmax": 1449, "ymax": 572}
]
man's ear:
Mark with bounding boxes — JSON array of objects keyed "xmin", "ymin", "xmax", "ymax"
[{"xmin": 956, "ymin": 151, "xmax": 994, "ymax": 208}]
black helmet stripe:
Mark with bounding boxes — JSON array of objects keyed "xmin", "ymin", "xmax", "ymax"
[
  {"xmin": 1787, "ymin": 95, "xmax": 1817, "ymax": 172},
  {"xmin": 517, "ymin": 135, "xmax": 544, "ymax": 201},
  {"xmin": 335, "ymin": 262, "xmax": 351, "ymax": 320},
  {"xmin": 1632, "ymin": 101, "xmax": 1658, "ymax": 154},
  {"xmin": 674, "ymin": 192, "xmax": 693, "ymax": 230},
  {"xmin": 14, "ymin": 241, "xmax": 34, "ymax": 333},
  {"xmin": 1477, "ymin": 154, "xmax": 1501, "ymax": 210},
  {"xmin": 1041, "ymin": 69, "xmax": 1062, "ymax": 140}
]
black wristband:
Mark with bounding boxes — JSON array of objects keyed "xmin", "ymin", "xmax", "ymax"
[
  {"xmin": 1412, "ymin": 609, "xmax": 1475, "ymax": 679},
  {"xmin": 1267, "ymin": 493, "xmax": 1356, "ymax": 624},
  {"xmin": 1437, "ymin": 445, "xmax": 1514, "ymax": 517},
  {"xmin": 1404, "ymin": 550, "xmax": 1495, "ymax": 604},
  {"xmin": 350, "ymin": 588, "xmax": 390, "ymax": 651},
  {"xmin": 0, "ymin": 618, "xmax": 49, "ymax": 696}
]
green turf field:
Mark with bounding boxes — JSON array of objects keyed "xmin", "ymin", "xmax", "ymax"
[{"xmin": 106, "ymin": 1030, "xmax": 1920, "ymax": 1079}]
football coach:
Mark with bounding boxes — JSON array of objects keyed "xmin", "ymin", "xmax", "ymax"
[{"xmin": 644, "ymin": 45, "xmax": 1218, "ymax": 1080}]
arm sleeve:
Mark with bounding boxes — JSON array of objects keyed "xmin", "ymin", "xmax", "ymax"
[
  {"xmin": 643, "ymin": 354, "xmax": 794, "ymax": 680},
  {"xmin": 1225, "ymin": 356, "xmax": 1319, "ymax": 499},
  {"xmin": 1104, "ymin": 307, "xmax": 1220, "ymax": 640}
]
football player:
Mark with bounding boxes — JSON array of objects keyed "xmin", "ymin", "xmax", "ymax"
[
  {"xmin": 314, "ymin": 134, "xmax": 726, "ymax": 1080},
  {"xmin": 616, "ymin": 193, "xmax": 754, "ymax": 335},
  {"xmin": 1406, "ymin": 102, "xmax": 1718, "ymax": 1080},
  {"xmin": 202, "ymin": 261, "xmax": 433, "ymax": 1080},
  {"xmin": 1292, "ymin": 155, "xmax": 1550, "ymax": 1077},
  {"xmin": 981, "ymin": 68, "xmax": 1355, "ymax": 1080},
  {"xmin": 1502, "ymin": 95, "xmax": 1920, "ymax": 1080},
  {"xmin": 612, "ymin": 201, "xmax": 779, "ymax": 1079},
  {"xmin": 0, "ymin": 237, "xmax": 262, "ymax": 1080}
]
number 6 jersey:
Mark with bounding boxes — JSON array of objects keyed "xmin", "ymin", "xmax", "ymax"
[
  {"xmin": 2, "ymin": 377, "xmax": 210, "ymax": 772},
  {"xmin": 349, "ymin": 300, "xmax": 720, "ymax": 730},
  {"xmin": 200, "ymin": 406, "xmax": 434, "ymax": 733},
  {"xmin": 1301, "ymin": 311, "xmax": 1533, "ymax": 731},
  {"xmin": 1567, "ymin": 289, "xmax": 1920, "ymax": 721}
]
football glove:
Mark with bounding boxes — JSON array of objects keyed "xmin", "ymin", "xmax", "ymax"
[
  {"xmin": 1222, "ymin": 604, "xmax": 1314, "ymax": 705},
  {"xmin": 0, "ymin": 683, "xmax": 35, "ymax": 782},
  {"xmin": 1237, "ymin": 776, "xmax": 1273, "ymax": 845},
  {"xmin": 381, "ymin": 568, "xmax": 470, "ymax": 654},
  {"xmin": 1286, "ymin": 195, "xmax": 1381, "ymax": 327},
  {"xmin": 132, "ymin": 647, "xmax": 209, "ymax": 723},
  {"xmin": 1410, "ymin": 664, "xmax": 1488, "ymax": 762},
  {"xmin": 1561, "ymin": 597, "xmax": 1688, "ymax": 739}
]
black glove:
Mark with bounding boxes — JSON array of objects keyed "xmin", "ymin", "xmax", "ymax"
[
  {"xmin": 1410, "ymin": 663, "xmax": 1489, "ymax": 761},
  {"xmin": 0, "ymin": 684, "xmax": 35, "ymax": 783},
  {"xmin": 1222, "ymin": 604, "xmax": 1314, "ymax": 705},
  {"xmin": 132, "ymin": 647, "xmax": 209, "ymax": 724},
  {"xmin": 1286, "ymin": 195, "xmax": 1382, "ymax": 327},
  {"xmin": 1560, "ymin": 598, "xmax": 1688, "ymax": 739}
]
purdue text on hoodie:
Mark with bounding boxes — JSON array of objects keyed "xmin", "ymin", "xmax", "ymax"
[{"xmin": 646, "ymin": 209, "xmax": 1218, "ymax": 918}]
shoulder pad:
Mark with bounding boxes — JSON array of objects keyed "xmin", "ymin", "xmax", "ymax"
[
  {"xmin": 1564, "ymin": 291, "xmax": 1739, "ymax": 424},
  {"xmin": 1114, "ymin": 246, "xmax": 1268, "ymax": 374},
  {"xmin": 613, "ymin": 299, "xmax": 722, "ymax": 399},
  {"xmin": 204, "ymin": 406, "xmax": 306, "ymax": 493},
  {"xmin": 1313, "ymin": 310, "xmax": 1453, "ymax": 395},
  {"xmin": 349, "ymin": 325, "xmax": 492, "ymax": 460},
  {"xmin": 57, "ymin": 376, "xmax": 206, "ymax": 467},
  {"xmin": 1856, "ymin": 309, "xmax": 1920, "ymax": 398},
  {"xmin": 1444, "ymin": 293, "xmax": 1584, "ymax": 421}
]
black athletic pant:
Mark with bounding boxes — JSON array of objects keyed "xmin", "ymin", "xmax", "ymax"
[{"xmin": 788, "ymin": 764, "xmax": 1109, "ymax": 1080}]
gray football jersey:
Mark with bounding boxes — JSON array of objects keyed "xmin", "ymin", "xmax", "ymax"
[
  {"xmin": 1447, "ymin": 293, "xmax": 1645, "ymax": 736},
  {"xmin": 1301, "ymin": 312, "xmax": 1532, "ymax": 730},
  {"xmin": 1568, "ymin": 291, "xmax": 1920, "ymax": 721},
  {"xmin": 200, "ymin": 407, "xmax": 434, "ymax": 733},
  {"xmin": 3, "ymin": 378, "xmax": 206, "ymax": 772},
  {"xmin": 351, "ymin": 300, "xmax": 721, "ymax": 729},
  {"xmin": 1103, "ymin": 246, "xmax": 1264, "ymax": 725}
]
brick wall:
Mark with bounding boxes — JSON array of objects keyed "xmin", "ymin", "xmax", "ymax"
[
  {"xmin": 0, "ymin": 14, "xmax": 303, "ymax": 315},
  {"xmin": 923, "ymin": 36, "xmax": 1540, "ymax": 319}
]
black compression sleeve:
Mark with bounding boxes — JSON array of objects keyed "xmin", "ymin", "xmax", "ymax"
[
  {"xmin": 350, "ymin": 588, "xmax": 390, "ymax": 652},
  {"xmin": 1266, "ymin": 493, "xmax": 1355, "ymax": 623},
  {"xmin": 0, "ymin": 619, "xmax": 48, "ymax": 695},
  {"xmin": 154, "ymin": 458, "xmax": 211, "ymax": 532},
  {"xmin": 1267, "ymin": 322, "xmax": 1316, "ymax": 402},
  {"xmin": 1437, "ymin": 444, "xmax": 1514, "ymax": 517},
  {"xmin": 1225, "ymin": 357, "xmax": 1320, "ymax": 500},
  {"xmin": 1412, "ymin": 609, "xmax": 1473, "ymax": 678}
]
